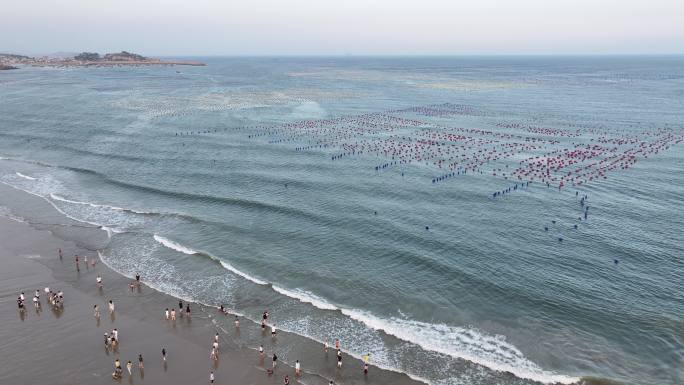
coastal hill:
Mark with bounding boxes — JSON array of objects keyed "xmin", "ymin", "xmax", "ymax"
[{"xmin": 0, "ymin": 51, "xmax": 205, "ymax": 68}]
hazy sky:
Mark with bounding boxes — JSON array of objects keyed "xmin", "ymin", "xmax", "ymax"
[{"xmin": 2, "ymin": 0, "xmax": 683, "ymax": 56}]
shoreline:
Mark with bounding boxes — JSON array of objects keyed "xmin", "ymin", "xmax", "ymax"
[
  {"xmin": 0, "ymin": 183, "xmax": 424, "ymax": 385},
  {"xmin": 32, "ymin": 60, "xmax": 207, "ymax": 67}
]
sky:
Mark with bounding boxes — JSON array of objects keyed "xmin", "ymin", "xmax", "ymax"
[{"xmin": 2, "ymin": 0, "xmax": 683, "ymax": 56}]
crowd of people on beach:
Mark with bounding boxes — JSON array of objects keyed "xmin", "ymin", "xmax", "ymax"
[
  {"xmin": 15, "ymin": 249, "xmax": 373, "ymax": 385},
  {"xmin": 16, "ymin": 287, "xmax": 65, "ymax": 318}
]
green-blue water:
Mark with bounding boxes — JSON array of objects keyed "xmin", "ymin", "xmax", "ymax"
[{"xmin": 0, "ymin": 56, "xmax": 682, "ymax": 385}]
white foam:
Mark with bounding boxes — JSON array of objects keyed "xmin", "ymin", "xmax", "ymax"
[
  {"xmin": 0, "ymin": 180, "xmax": 103, "ymax": 228},
  {"xmin": 100, "ymin": 226, "xmax": 124, "ymax": 239},
  {"xmin": 153, "ymin": 234, "xmax": 199, "ymax": 255},
  {"xmin": 50, "ymin": 193, "xmax": 151, "ymax": 214},
  {"xmin": 97, "ymin": 250, "xmax": 197, "ymax": 305},
  {"xmin": 272, "ymin": 285, "xmax": 339, "ymax": 311},
  {"xmin": 340, "ymin": 308, "xmax": 580, "ymax": 384},
  {"xmin": 15, "ymin": 172, "xmax": 36, "ymax": 180},
  {"xmin": 218, "ymin": 260, "xmax": 268, "ymax": 286}
]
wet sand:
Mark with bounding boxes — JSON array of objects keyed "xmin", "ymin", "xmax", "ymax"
[{"xmin": 0, "ymin": 198, "xmax": 423, "ymax": 385}]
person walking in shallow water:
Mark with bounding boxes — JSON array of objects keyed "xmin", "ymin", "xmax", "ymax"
[{"xmin": 138, "ymin": 354, "xmax": 144, "ymax": 369}]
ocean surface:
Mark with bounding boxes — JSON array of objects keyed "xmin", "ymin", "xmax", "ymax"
[{"xmin": 0, "ymin": 56, "xmax": 682, "ymax": 385}]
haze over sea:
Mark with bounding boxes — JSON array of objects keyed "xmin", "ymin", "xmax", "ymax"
[{"xmin": 0, "ymin": 56, "xmax": 682, "ymax": 385}]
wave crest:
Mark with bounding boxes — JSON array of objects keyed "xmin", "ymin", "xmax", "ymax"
[{"xmin": 153, "ymin": 234, "xmax": 200, "ymax": 255}]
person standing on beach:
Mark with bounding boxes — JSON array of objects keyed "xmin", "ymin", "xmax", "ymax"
[
  {"xmin": 272, "ymin": 353, "xmax": 278, "ymax": 368},
  {"xmin": 295, "ymin": 360, "xmax": 301, "ymax": 376},
  {"xmin": 335, "ymin": 338, "xmax": 340, "ymax": 351},
  {"xmin": 35, "ymin": 289, "xmax": 40, "ymax": 300},
  {"xmin": 284, "ymin": 375, "xmax": 290, "ymax": 385},
  {"xmin": 271, "ymin": 324, "xmax": 277, "ymax": 337},
  {"xmin": 97, "ymin": 275, "xmax": 103, "ymax": 288},
  {"xmin": 171, "ymin": 308, "xmax": 176, "ymax": 320},
  {"xmin": 185, "ymin": 304, "xmax": 191, "ymax": 317},
  {"xmin": 126, "ymin": 360, "xmax": 133, "ymax": 375},
  {"xmin": 210, "ymin": 371, "xmax": 215, "ymax": 384},
  {"xmin": 324, "ymin": 340, "xmax": 329, "ymax": 353},
  {"xmin": 259, "ymin": 345, "xmax": 264, "ymax": 357},
  {"xmin": 364, "ymin": 363, "xmax": 369, "ymax": 375},
  {"xmin": 234, "ymin": 316, "xmax": 240, "ymax": 328},
  {"xmin": 162, "ymin": 348, "xmax": 167, "ymax": 361},
  {"xmin": 75, "ymin": 255, "xmax": 80, "ymax": 271},
  {"xmin": 179, "ymin": 300, "xmax": 184, "ymax": 317},
  {"xmin": 58, "ymin": 248, "xmax": 63, "ymax": 260},
  {"xmin": 135, "ymin": 273, "xmax": 140, "ymax": 285},
  {"xmin": 165, "ymin": 308, "xmax": 169, "ymax": 320},
  {"xmin": 336, "ymin": 350, "xmax": 342, "ymax": 368},
  {"xmin": 94, "ymin": 305, "xmax": 100, "ymax": 318},
  {"xmin": 138, "ymin": 354, "xmax": 144, "ymax": 369}
]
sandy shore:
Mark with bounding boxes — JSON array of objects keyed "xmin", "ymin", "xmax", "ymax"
[{"xmin": 0, "ymin": 185, "xmax": 423, "ymax": 385}]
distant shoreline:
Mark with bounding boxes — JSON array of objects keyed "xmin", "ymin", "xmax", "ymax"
[
  {"xmin": 0, "ymin": 51, "xmax": 206, "ymax": 69},
  {"xmin": 30, "ymin": 59, "xmax": 206, "ymax": 68}
]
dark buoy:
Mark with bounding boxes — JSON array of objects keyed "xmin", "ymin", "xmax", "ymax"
[
  {"xmin": 425, "ymin": 226, "xmax": 429, "ymax": 230},
  {"xmin": 552, "ymin": 220, "xmax": 556, "ymax": 224},
  {"xmin": 614, "ymin": 259, "xmax": 619, "ymax": 265},
  {"xmin": 558, "ymin": 237, "xmax": 563, "ymax": 242},
  {"xmin": 573, "ymin": 224, "xmax": 578, "ymax": 229},
  {"xmin": 374, "ymin": 211, "xmax": 377, "ymax": 215},
  {"xmin": 544, "ymin": 226, "xmax": 548, "ymax": 231}
]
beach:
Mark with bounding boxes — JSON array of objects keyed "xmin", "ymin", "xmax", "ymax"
[{"xmin": 0, "ymin": 185, "xmax": 421, "ymax": 385}]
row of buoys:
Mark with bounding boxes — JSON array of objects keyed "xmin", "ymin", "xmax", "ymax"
[{"xmin": 168, "ymin": 103, "xmax": 683, "ymax": 193}]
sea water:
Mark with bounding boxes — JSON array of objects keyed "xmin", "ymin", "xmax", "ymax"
[{"xmin": 0, "ymin": 56, "xmax": 682, "ymax": 385}]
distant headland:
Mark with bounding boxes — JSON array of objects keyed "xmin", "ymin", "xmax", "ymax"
[{"xmin": 0, "ymin": 51, "xmax": 206, "ymax": 68}]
